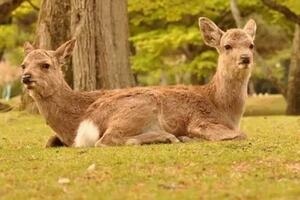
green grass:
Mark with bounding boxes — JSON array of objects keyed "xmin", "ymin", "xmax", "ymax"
[
  {"xmin": 0, "ymin": 95, "xmax": 298, "ymax": 199},
  {"xmin": 0, "ymin": 109, "xmax": 300, "ymax": 199}
]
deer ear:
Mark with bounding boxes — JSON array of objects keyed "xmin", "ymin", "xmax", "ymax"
[
  {"xmin": 244, "ymin": 19, "xmax": 256, "ymax": 40},
  {"xmin": 199, "ymin": 17, "xmax": 224, "ymax": 48},
  {"xmin": 24, "ymin": 42, "xmax": 35, "ymax": 55},
  {"xmin": 54, "ymin": 38, "xmax": 76, "ymax": 62}
]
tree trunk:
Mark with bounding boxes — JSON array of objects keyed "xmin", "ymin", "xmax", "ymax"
[
  {"xmin": 286, "ymin": 24, "xmax": 300, "ymax": 115},
  {"xmin": 261, "ymin": 0, "xmax": 300, "ymax": 107},
  {"xmin": 34, "ymin": 0, "xmax": 72, "ymax": 87},
  {"xmin": 20, "ymin": 0, "xmax": 72, "ymax": 113},
  {"xmin": 71, "ymin": 0, "xmax": 134, "ymax": 91}
]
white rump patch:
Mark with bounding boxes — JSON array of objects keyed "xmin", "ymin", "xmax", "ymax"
[{"xmin": 74, "ymin": 120, "xmax": 99, "ymax": 147}]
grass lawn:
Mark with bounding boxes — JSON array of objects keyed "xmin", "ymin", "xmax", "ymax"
[{"xmin": 0, "ymin": 96, "xmax": 299, "ymax": 199}]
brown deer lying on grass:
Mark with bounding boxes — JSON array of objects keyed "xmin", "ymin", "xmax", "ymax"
[{"xmin": 21, "ymin": 17, "xmax": 256, "ymax": 147}]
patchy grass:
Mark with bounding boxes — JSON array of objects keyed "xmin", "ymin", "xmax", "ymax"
[
  {"xmin": 0, "ymin": 110, "xmax": 300, "ymax": 200},
  {"xmin": 245, "ymin": 95, "xmax": 286, "ymax": 116}
]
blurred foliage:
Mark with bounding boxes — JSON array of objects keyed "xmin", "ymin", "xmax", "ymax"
[
  {"xmin": 128, "ymin": 0, "xmax": 299, "ymax": 87},
  {"xmin": 0, "ymin": 0, "xmax": 39, "ymax": 98},
  {"xmin": 128, "ymin": 0, "xmax": 229, "ymax": 85},
  {"xmin": 0, "ymin": 0, "xmax": 39, "ymax": 65}
]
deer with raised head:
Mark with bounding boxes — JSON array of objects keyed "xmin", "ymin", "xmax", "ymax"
[{"xmin": 21, "ymin": 17, "xmax": 256, "ymax": 147}]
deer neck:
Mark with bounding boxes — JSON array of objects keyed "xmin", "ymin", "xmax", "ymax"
[
  {"xmin": 31, "ymin": 82, "xmax": 99, "ymax": 146},
  {"xmin": 211, "ymin": 63, "xmax": 251, "ymax": 129}
]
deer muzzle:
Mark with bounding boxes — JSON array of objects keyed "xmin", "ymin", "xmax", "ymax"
[
  {"xmin": 239, "ymin": 55, "xmax": 250, "ymax": 65},
  {"xmin": 22, "ymin": 74, "xmax": 33, "ymax": 84}
]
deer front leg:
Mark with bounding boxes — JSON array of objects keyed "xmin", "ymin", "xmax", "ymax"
[
  {"xmin": 94, "ymin": 129, "xmax": 125, "ymax": 147},
  {"xmin": 125, "ymin": 131, "xmax": 180, "ymax": 145},
  {"xmin": 95, "ymin": 130, "xmax": 180, "ymax": 147},
  {"xmin": 177, "ymin": 136, "xmax": 194, "ymax": 143},
  {"xmin": 188, "ymin": 123, "xmax": 247, "ymax": 141},
  {"xmin": 45, "ymin": 135, "xmax": 65, "ymax": 148}
]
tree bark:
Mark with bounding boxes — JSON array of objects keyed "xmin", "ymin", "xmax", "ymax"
[
  {"xmin": 286, "ymin": 25, "xmax": 300, "ymax": 115},
  {"xmin": 71, "ymin": 0, "xmax": 134, "ymax": 91},
  {"xmin": 34, "ymin": 0, "xmax": 72, "ymax": 87}
]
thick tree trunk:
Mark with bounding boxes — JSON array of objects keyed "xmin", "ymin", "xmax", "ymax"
[
  {"xmin": 261, "ymin": 0, "xmax": 300, "ymax": 98},
  {"xmin": 34, "ymin": 0, "xmax": 72, "ymax": 87},
  {"xmin": 20, "ymin": 0, "xmax": 72, "ymax": 113},
  {"xmin": 71, "ymin": 0, "xmax": 134, "ymax": 90},
  {"xmin": 286, "ymin": 24, "xmax": 300, "ymax": 115}
]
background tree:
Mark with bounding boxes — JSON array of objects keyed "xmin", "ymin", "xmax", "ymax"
[
  {"xmin": 19, "ymin": 0, "xmax": 134, "ymax": 112},
  {"xmin": 261, "ymin": 0, "xmax": 300, "ymax": 115},
  {"xmin": 71, "ymin": 0, "xmax": 134, "ymax": 90},
  {"xmin": 34, "ymin": 0, "xmax": 72, "ymax": 86}
]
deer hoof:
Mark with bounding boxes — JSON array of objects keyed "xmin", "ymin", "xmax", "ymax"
[{"xmin": 166, "ymin": 135, "xmax": 180, "ymax": 143}]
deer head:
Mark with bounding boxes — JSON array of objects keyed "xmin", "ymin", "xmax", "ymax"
[
  {"xmin": 21, "ymin": 39, "xmax": 76, "ymax": 98},
  {"xmin": 199, "ymin": 17, "xmax": 256, "ymax": 79}
]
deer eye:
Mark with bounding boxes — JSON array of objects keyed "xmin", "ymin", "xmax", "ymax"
[
  {"xmin": 224, "ymin": 44, "xmax": 232, "ymax": 50},
  {"xmin": 41, "ymin": 63, "xmax": 50, "ymax": 69},
  {"xmin": 249, "ymin": 44, "xmax": 255, "ymax": 49},
  {"xmin": 20, "ymin": 64, "xmax": 26, "ymax": 69}
]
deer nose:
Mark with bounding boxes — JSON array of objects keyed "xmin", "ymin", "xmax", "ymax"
[
  {"xmin": 22, "ymin": 73, "xmax": 32, "ymax": 84},
  {"xmin": 240, "ymin": 54, "xmax": 250, "ymax": 64}
]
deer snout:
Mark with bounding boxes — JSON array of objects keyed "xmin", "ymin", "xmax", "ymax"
[
  {"xmin": 22, "ymin": 73, "xmax": 32, "ymax": 84},
  {"xmin": 240, "ymin": 54, "xmax": 250, "ymax": 65}
]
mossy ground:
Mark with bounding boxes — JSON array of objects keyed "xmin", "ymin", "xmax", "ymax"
[{"xmin": 0, "ymin": 95, "xmax": 299, "ymax": 200}]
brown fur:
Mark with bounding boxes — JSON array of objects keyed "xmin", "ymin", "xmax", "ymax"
[{"xmin": 21, "ymin": 18, "xmax": 256, "ymax": 147}]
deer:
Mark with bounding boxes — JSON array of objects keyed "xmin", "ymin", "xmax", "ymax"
[{"xmin": 20, "ymin": 17, "xmax": 256, "ymax": 148}]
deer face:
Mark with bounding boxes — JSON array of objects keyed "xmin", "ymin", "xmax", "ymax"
[
  {"xmin": 21, "ymin": 39, "xmax": 76, "ymax": 98},
  {"xmin": 199, "ymin": 18, "xmax": 256, "ymax": 78}
]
